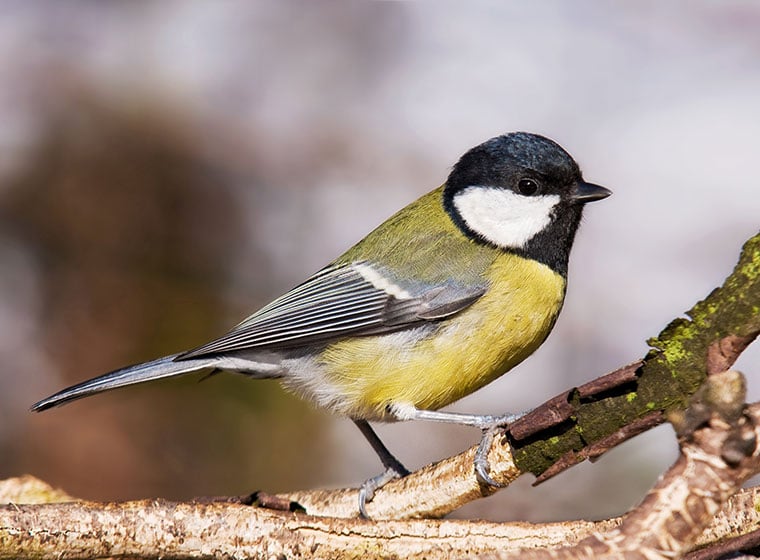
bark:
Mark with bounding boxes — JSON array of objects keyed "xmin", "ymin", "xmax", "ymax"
[{"xmin": 2, "ymin": 372, "xmax": 760, "ymax": 559}]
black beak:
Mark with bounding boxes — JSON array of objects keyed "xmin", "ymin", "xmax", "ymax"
[{"xmin": 571, "ymin": 181, "xmax": 612, "ymax": 203}]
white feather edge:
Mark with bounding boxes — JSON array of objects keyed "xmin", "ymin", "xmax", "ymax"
[{"xmin": 353, "ymin": 262, "xmax": 412, "ymax": 299}]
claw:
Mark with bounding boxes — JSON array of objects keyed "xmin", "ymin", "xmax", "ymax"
[
  {"xmin": 358, "ymin": 485, "xmax": 371, "ymax": 519},
  {"xmin": 473, "ymin": 415, "xmax": 519, "ymax": 488},
  {"xmin": 358, "ymin": 465, "xmax": 410, "ymax": 518}
]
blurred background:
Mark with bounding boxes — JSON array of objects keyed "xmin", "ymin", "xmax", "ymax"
[{"xmin": 2, "ymin": 0, "xmax": 760, "ymax": 522}]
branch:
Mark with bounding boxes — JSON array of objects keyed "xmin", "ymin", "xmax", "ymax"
[
  {"xmin": 3, "ymin": 371, "xmax": 760, "ymax": 559},
  {"xmin": 480, "ymin": 369, "xmax": 760, "ymax": 559},
  {"xmin": 1, "ymin": 486, "xmax": 760, "ymax": 558},
  {"xmin": 510, "ymin": 230, "xmax": 760, "ymax": 481}
]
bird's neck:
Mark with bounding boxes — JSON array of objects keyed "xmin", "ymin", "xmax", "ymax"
[{"xmin": 513, "ymin": 203, "xmax": 583, "ymax": 277}]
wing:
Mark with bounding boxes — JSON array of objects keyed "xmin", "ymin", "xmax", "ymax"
[{"xmin": 177, "ymin": 262, "xmax": 485, "ymax": 359}]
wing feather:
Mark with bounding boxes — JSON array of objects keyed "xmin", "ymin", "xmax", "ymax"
[{"xmin": 177, "ymin": 262, "xmax": 484, "ymax": 359}]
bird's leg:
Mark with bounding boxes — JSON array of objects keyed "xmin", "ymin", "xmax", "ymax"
[
  {"xmin": 353, "ymin": 419, "xmax": 410, "ymax": 518},
  {"xmin": 408, "ymin": 408, "xmax": 524, "ymax": 488}
]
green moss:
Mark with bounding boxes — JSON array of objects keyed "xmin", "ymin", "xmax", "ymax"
[
  {"xmin": 626, "ymin": 392, "xmax": 637, "ymax": 403},
  {"xmin": 742, "ymin": 250, "xmax": 760, "ymax": 280},
  {"xmin": 662, "ymin": 340, "xmax": 688, "ymax": 368}
]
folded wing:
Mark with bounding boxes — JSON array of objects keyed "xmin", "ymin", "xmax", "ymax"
[{"xmin": 178, "ymin": 262, "xmax": 485, "ymax": 359}]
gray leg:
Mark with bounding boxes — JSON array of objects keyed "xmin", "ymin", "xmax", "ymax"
[
  {"xmin": 353, "ymin": 419, "xmax": 410, "ymax": 518},
  {"xmin": 409, "ymin": 408, "xmax": 524, "ymax": 487},
  {"xmin": 411, "ymin": 409, "xmax": 521, "ymax": 428}
]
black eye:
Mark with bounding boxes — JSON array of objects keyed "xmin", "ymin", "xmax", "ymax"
[{"xmin": 517, "ymin": 178, "xmax": 539, "ymax": 196}]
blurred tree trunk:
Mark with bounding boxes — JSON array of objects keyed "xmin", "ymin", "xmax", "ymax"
[{"xmin": 0, "ymin": 97, "xmax": 328, "ymax": 500}]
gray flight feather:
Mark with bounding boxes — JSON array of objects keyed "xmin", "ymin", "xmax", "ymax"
[
  {"xmin": 31, "ymin": 354, "xmax": 205, "ymax": 411},
  {"xmin": 178, "ymin": 262, "xmax": 485, "ymax": 358}
]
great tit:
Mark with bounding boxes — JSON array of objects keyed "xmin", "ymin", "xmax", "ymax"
[{"xmin": 32, "ymin": 131, "xmax": 610, "ymax": 516}]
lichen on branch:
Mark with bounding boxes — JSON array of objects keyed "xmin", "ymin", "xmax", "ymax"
[{"xmin": 510, "ymin": 231, "xmax": 760, "ymax": 479}]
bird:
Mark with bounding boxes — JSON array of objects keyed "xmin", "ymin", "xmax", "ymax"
[{"xmin": 32, "ymin": 131, "xmax": 611, "ymax": 517}]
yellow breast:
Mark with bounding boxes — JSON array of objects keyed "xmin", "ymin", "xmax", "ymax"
[{"xmin": 319, "ymin": 254, "xmax": 566, "ymax": 420}]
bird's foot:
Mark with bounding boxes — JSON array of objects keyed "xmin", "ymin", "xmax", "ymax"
[
  {"xmin": 473, "ymin": 413, "xmax": 520, "ymax": 488},
  {"xmin": 358, "ymin": 463, "xmax": 410, "ymax": 519}
]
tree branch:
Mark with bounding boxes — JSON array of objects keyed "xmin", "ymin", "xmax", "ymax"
[
  {"xmin": 3, "ymin": 371, "xmax": 760, "ymax": 559},
  {"xmin": 510, "ymin": 231, "xmax": 760, "ymax": 481},
  {"xmin": 478, "ymin": 369, "xmax": 760, "ymax": 559}
]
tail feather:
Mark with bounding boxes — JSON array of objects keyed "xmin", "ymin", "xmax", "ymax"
[{"xmin": 31, "ymin": 354, "xmax": 214, "ymax": 412}]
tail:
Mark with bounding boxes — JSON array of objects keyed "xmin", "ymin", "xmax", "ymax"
[{"xmin": 31, "ymin": 354, "xmax": 215, "ymax": 412}]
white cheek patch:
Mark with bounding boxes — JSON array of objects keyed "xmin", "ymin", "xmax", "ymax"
[{"xmin": 453, "ymin": 186, "xmax": 560, "ymax": 249}]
